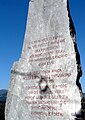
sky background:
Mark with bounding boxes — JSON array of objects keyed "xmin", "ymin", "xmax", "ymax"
[{"xmin": 0, "ymin": 0, "xmax": 85, "ymax": 92}]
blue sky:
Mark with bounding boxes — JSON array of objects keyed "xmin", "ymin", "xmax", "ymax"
[{"xmin": 0, "ymin": 0, "xmax": 85, "ymax": 92}]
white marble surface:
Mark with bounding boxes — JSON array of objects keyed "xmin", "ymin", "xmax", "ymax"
[{"xmin": 5, "ymin": 0, "xmax": 81, "ymax": 120}]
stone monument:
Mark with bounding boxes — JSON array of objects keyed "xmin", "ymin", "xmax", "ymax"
[{"xmin": 5, "ymin": 0, "xmax": 83, "ymax": 120}]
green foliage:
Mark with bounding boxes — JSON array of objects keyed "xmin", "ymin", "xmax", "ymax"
[{"xmin": 0, "ymin": 102, "xmax": 5, "ymax": 120}]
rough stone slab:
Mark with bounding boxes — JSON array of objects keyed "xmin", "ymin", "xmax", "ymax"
[{"xmin": 5, "ymin": 0, "xmax": 82, "ymax": 120}]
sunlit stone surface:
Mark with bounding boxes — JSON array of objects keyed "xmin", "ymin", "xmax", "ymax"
[{"xmin": 5, "ymin": 0, "xmax": 82, "ymax": 120}]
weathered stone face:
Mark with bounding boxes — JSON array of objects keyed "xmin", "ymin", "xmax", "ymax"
[{"xmin": 5, "ymin": 0, "xmax": 82, "ymax": 120}]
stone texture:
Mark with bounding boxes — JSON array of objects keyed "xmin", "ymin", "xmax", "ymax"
[{"xmin": 5, "ymin": 0, "xmax": 82, "ymax": 120}]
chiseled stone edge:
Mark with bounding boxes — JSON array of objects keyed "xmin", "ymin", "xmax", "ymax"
[{"xmin": 67, "ymin": 0, "xmax": 83, "ymax": 119}]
